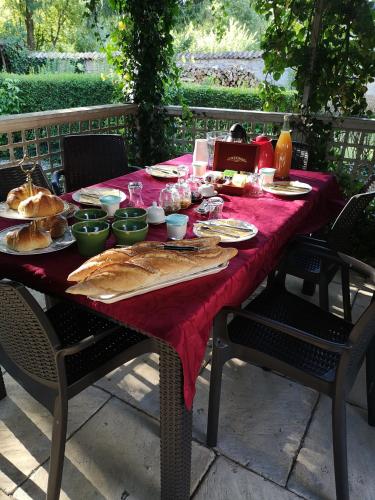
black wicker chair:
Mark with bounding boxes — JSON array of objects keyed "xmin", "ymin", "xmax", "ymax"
[
  {"xmin": 271, "ymin": 139, "xmax": 309, "ymax": 170},
  {"xmin": 52, "ymin": 134, "xmax": 138, "ymax": 194},
  {"xmin": 0, "ymin": 281, "xmax": 157, "ymax": 500},
  {"xmin": 0, "ymin": 163, "xmax": 53, "ymax": 200},
  {"xmin": 276, "ymin": 176, "xmax": 375, "ymax": 322},
  {"xmin": 207, "ymin": 253, "xmax": 375, "ymax": 500}
]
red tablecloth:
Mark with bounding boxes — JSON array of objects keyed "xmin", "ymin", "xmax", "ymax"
[{"xmin": 0, "ymin": 155, "xmax": 342, "ymax": 409}]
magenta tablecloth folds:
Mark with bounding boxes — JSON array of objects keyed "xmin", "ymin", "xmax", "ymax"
[{"xmin": 0, "ymin": 154, "xmax": 343, "ymax": 409}]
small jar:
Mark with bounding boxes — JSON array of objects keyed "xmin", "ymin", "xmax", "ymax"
[
  {"xmin": 128, "ymin": 181, "xmax": 144, "ymax": 208},
  {"xmin": 166, "ymin": 214, "xmax": 188, "ymax": 240},
  {"xmin": 159, "ymin": 183, "xmax": 181, "ymax": 215},
  {"xmin": 188, "ymin": 176, "xmax": 203, "ymax": 203},
  {"xmin": 175, "ymin": 179, "xmax": 191, "ymax": 209}
]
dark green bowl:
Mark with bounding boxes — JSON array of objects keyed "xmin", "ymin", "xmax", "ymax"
[
  {"xmin": 75, "ymin": 208, "xmax": 108, "ymax": 222},
  {"xmin": 72, "ymin": 220, "xmax": 110, "ymax": 257},
  {"xmin": 112, "ymin": 220, "xmax": 148, "ymax": 245},
  {"xmin": 114, "ymin": 207, "xmax": 147, "ymax": 223}
]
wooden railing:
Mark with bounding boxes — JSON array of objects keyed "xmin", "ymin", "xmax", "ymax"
[{"xmin": 0, "ymin": 103, "xmax": 374, "ymax": 182}]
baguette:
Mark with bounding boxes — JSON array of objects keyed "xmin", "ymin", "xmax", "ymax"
[
  {"xmin": 7, "ymin": 183, "xmax": 51, "ymax": 210},
  {"xmin": 67, "ymin": 237, "xmax": 220, "ymax": 282},
  {"xmin": 66, "ymin": 243, "xmax": 237, "ymax": 297},
  {"xmin": 18, "ymin": 192, "xmax": 64, "ymax": 217},
  {"xmin": 6, "ymin": 224, "xmax": 52, "ymax": 252}
]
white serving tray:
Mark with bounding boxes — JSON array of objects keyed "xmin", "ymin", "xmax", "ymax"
[{"xmin": 88, "ymin": 262, "xmax": 229, "ymax": 303}]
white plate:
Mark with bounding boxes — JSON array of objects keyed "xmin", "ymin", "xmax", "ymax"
[
  {"xmin": 0, "ymin": 200, "xmax": 70, "ymax": 221},
  {"xmin": 0, "ymin": 224, "xmax": 75, "ymax": 255},
  {"xmin": 193, "ymin": 219, "xmax": 258, "ymax": 243},
  {"xmin": 262, "ymin": 181, "xmax": 312, "ymax": 196},
  {"xmin": 72, "ymin": 189, "xmax": 126, "ymax": 206},
  {"xmin": 88, "ymin": 262, "xmax": 229, "ymax": 303},
  {"xmin": 146, "ymin": 165, "xmax": 183, "ymax": 179}
]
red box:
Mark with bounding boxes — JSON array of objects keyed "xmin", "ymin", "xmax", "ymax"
[{"xmin": 213, "ymin": 141, "xmax": 259, "ymax": 172}]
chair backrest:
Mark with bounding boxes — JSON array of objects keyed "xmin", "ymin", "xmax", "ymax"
[
  {"xmin": 0, "ymin": 281, "xmax": 60, "ymax": 384},
  {"xmin": 271, "ymin": 139, "xmax": 309, "ymax": 170},
  {"xmin": 327, "ymin": 189, "xmax": 375, "ymax": 251},
  {"xmin": 0, "ymin": 163, "xmax": 52, "ymax": 201},
  {"xmin": 62, "ymin": 134, "xmax": 129, "ymax": 192}
]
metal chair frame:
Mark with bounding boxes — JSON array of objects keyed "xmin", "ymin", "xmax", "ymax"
[{"xmin": 207, "ymin": 253, "xmax": 375, "ymax": 500}]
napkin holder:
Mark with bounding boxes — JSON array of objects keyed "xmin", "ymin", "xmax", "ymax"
[{"xmin": 212, "ymin": 141, "xmax": 259, "ymax": 173}]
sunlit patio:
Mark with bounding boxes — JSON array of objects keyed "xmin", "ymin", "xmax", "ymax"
[{"xmin": 0, "ymin": 269, "xmax": 373, "ymax": 499}]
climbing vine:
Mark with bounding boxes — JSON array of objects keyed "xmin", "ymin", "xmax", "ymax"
[{"xmin": 105, "ymin": 0, "xmax": 180, "ymax": 165}]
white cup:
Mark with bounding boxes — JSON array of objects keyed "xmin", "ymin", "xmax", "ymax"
[
  {"xmin": 166, "ymin": 214, "xmax": 189, "ymax": 240},
  {"xmin": 259, "ymin": 168, "xmax": 276, "ymax": 186},
  {"xmin": 192, "ymin": 161, "xmax": 207, "ymax": 178},
  {"xmin": 99, "ymin": 195, "xmax": 121, "ymax": 217},
  {"xmin": 193, "ymin": 139, "xmax": 209, "ymax": 163}
]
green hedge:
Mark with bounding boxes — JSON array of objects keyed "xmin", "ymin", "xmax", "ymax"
[
  {"xmin": 0, "ymin": 73, "xmax": 117, "ymax": 114},
  {"xmin": 0, "ymin": 73, "xmax": 296, "ymax": 114},
  {"xmin": 178, "ymin": 83, "xmax": 296, "ymax": 112}
]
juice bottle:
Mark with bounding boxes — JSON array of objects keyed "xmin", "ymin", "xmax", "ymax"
[{"xmin": 274, "ymin": 115, "xmax": 292, "ymax": 179}]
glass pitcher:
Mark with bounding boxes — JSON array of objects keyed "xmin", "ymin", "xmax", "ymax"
[
  {"xmin": 128, "ymin": 181, "xmax": 144, "ymax": 208},
  {"xmin": 175, "ymin": 179, "xmax": 191, "ymax": 209}
]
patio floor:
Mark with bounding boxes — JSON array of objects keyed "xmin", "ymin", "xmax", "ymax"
[{"xmin": 0, "ymin": 272, "xmax": 374, "ymax": 499}]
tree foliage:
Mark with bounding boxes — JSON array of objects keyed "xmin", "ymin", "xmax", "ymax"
[{"xmin": 255, "ymin": 0, "xmax": 375, "ymax": 116}]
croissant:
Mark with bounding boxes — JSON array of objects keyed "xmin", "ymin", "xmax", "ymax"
[
  {"xmin": 6, "ymin": 224, "xmax": 52, "ymax": 252},
  {"xmin": 18, "ymin": 192, "xmax": 64, "ymax": 218},
  {"xmin": 6, "ymin": 183, "xmax": 51, "ymax": 210},
  {"xmin": 36, "ymin": 215, "xmax": 68, "ymax": 238}
]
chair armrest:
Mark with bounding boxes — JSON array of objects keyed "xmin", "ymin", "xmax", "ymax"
[
  {"xmin": 51, "ymin": 169, "xmax": 64, "ymax": 195},
  {"xmin": 127, "ymin": 165, "xmax": 143, "ymax": 172},
  {"xmin": 55, "ymin": 326, "xmax": 118, "ymax": 358},
  {"xmin": 293, "ymin": 235, "xmax": 327, "ymax": 246},
  {"xmin": 217, "ymin": 307, "xmax": 351, "ymax": 353},
  {"xmin": 338, "ymin": 252, "xmax": 375, "ymax": 285},
  {"xmin": 289, "ymin": 241, "xmax": 351, "ymax": 268}
]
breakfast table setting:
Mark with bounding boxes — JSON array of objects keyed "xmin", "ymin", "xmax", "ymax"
[{"xmin": 0, "ymin": 152, "xmax": 343, "ymax": 499}]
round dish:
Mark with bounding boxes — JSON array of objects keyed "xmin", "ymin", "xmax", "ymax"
[
  {"xmin": 262, "ymin": 181, "xmax": 312, "ymax": 196},
  {"xmin": 114, "ymin": 207, "xmax": 147, "ymax": 222},
  {"xmin": 0, "ymin": 224, "xmax": 75, "ymax": 255},
  {"xmin": 72, "ymin": 189, "xmax": 126, "ymax": 206},
  {"xmin": 75, "ymin": 208, "xmax": 108, "ymax": 222},
  {"xmin": 193, "ymin": 219, "xmax": 258, "ymax": 243},
  {"xmin": 0, "ymin": 200, "xmax": 70, "ymax": 221},
  {"xmin": 145, "ymin": 165, "xmax": 184, "ymax": 179},
  {"xmin": 112, "ymin": 219, "xmax": 148, "ymax": 245}
]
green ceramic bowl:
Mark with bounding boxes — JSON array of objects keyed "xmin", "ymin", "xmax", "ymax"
[
  {"xmin": 74, "ymin": 208, "xmax": 108, "ymax": 222},
  {"xmin": 112, "ymin": 220, "xmax": 148, "ymax": 245},
  {"xmin": 114, "ymin": 207, "xmax": 147, "ymax": 223},
  {"xmin": 72, "ymin": 220, "xmax": 110, "ymax": 257}
]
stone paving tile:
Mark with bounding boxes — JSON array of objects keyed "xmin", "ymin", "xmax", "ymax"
[
  {"xmin": 288, "ymin": 396, "xmax": 375, "ymax": 500},
  {"xmin": 14, "ymin": 397, "xmax": 215, "ymax": 500},
  {"xmin": 193, "ymin": 456, "xmax": 302, "ymax": 500},
  {"xmin": 192, "ymin": 361, "xmax": 318, "ymax": 486},
  {"xmin": 0, "ymin": 375, "xmax": 110, "ymax": 495}
]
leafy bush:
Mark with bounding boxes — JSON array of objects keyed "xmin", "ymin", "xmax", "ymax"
[
  {"xmin": 0, "ymin": 79, "xmax": 22, "ymax": 114},
  {"xmin": 0, "ymin": 73, "xmax": 116, "ymax": 114},
  {"xmin": 177, "ymin": 83, "xmax": 296, "ymax": 111},
  {"xmin": 0, "ymin": 37, "xmax": 30, "ymax": 74}
]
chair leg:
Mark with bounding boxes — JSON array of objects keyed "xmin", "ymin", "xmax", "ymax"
[
  {"xmin": 366, "ymin": 337, "xmax": 375, "ymax": 426},
  {"xmin": 47, "ymin": 397, "xmax": 68, "ymax": 500},
  {"xmin": 266, "ymin": 270, "xmax": 276, "ymax": 288},
  {"xmin": 302, "ymin": 280, "xmax": 316, "ymax": 296},
  {"xmin": 0, "ymin": 369, "xmax": 6, "ymax": 400},
  {"xmin": 332, "ymin": 397, "xmax": 349, "ymax": 500},
  {"xmin": 341, "ymin": 266, "xmax": 352, "ymax": 322},
  {"xmin": 319, "ymin": 276, "xmax": 329, "ymax": 312},
  {"xmin": 207, "ymin": 341, "xmax": 226, "ymax": 448}
]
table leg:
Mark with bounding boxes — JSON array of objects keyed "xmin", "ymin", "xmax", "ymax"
[
  {"xmin": 366, "ymin": 336, "xmax": 375, "ymax": 426},
  {"xmin": 158, "ymin": 340, "xmax": 192, "ymax": 500}
]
